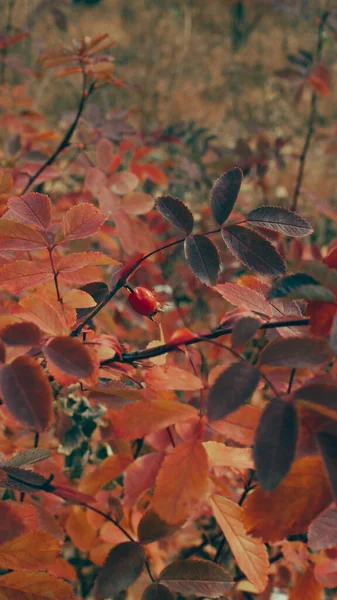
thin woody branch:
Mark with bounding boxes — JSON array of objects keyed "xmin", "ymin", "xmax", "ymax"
[
  {"xmin": 101, "ymin": 316, "xmax": 310, "ymax": 365},
  {"xmin": 291, "ymin": 11, "xmax": 329, "ymax": 211}
]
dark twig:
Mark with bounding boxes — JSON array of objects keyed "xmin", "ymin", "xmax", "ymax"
[
  {"xmin": 82, "ymin": 503, "xmax": 155, "ymax": 582},
  {"xmin": 21, "ymin": 75, "xmax": 95, "ymax": 194},
  {"xmin": 291, "ymin": 11, "xmax": 329, "ymax": 211},
  {"xmin": 104, "ymin": 317, "xmax": 309, "ymax": 365}
]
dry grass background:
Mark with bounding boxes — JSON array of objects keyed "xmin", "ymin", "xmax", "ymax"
[{"xmin": 5, "ymin": 0, "xmax": 337, "ymax": 227}]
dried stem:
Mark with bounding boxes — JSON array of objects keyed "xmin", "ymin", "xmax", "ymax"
[
  {"xmin": 21, "ymin": 73, "xmax": 95, "ymax": 194},
  {"xmin": 291, "ymin": 11, "xmax": 329, "ymax": 211}
]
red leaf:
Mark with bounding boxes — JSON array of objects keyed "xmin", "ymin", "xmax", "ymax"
[
  {"xmin": 0, "ymin": 322, "xmax": 42, "ymax": 346},
  {"xmin": 0, "ymin": 355, "xmax": 53, "ymax": 431},
  {"xmin": 124, "ymin": 452, "xmax": 164, "ymax": 507},
  {"xmin": 96, "ymin": 138, "xmax": 114, "ymax": 172},
  {"xmin": 145, "ymin": 365, "xmax": 203, "ymax": 391},
  {"xmin": 7, "ymin": 193, "xmax": 51, "ymax": 230},
  {"xmin": 153, "ymin": 438, "xmax": 209, "ymax": 524}
]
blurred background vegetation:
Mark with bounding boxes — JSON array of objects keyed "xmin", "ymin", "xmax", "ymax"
[{"xmin": 2, "ymin": 0, "xmax": 337, "ymax": 226}]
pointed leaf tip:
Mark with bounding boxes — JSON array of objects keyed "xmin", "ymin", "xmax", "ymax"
[
  {"xmin": 247, "ymin": 205, "xmax": 313, "ymax": 237},
  {"xmin": 156, "ymin": 196, "xmax": 194, "ymax": 234},
  {"xmin": 210, "ymin": 167, "xmax": 243, "ymax": 225}
]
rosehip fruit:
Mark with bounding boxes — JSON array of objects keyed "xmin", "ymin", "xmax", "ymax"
[{"xmin": 128, "ymin": 287, "xmax": 158, "ymax": 317}]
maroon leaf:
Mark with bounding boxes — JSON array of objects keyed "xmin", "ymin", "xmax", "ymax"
[
  {"xmin": 309, "ymin": 504, "xmax": 337, "ymax": 551},
  {"xmin": 184, "ymin": 234, "xmax": 221, "ymax": 286},
  {"xmin": 156, "ymin": 196, "xmax": 194, "ymax": 235},
  {"xmin": 1, "ymin": 467, "xmax": 51, "ymax": 493},
  {"xmin": 142, "ymin": 583, "xmax": 176, "ymax": 600},
  {"xmin": 0, "ymin": 322, "xmax": 42, "ymax": 346},
  {"xmin": 4, "ymin": 449, "xmax": 51, "ymax": 468},
  {"xmin": 94, "ymin": 542, "xmax": 146, "ymax": 600},
  {"xmin": 137, "ymin": 509, "xmax": 179, "ymax": 545},
  {"xmin": 231, "ymin": 314, "xmax": 262, "ymax": 349},
  {"xmin": 294, "ymin": 383, "xmax": 337, "ymax": 421},
  {"xmin": 221, "ymin": 225, "xmax": 286, "ymax": 277},
  {"xmin": 210, "ymin": 167, "xmax": 243, "ymax": 225},
  {"xmin": 259, "ymin": 337, "xmax": 332, "ymax": 367},
  {"xmin": 43, "ymin": 336, "xmax": 96, "ymax": 379},
  {"xmin": 254, "ymin": 400, "xmax": 298, "ymax": 490},
  {"xmin": 208, "ymin": 361, "xmax": 260, "ymax": 422},
  {"xmin": 246, "ymin": 206, "xmax": 313, "ymax": 237},
  {"xmin": 316, "ymin": 432, "xmax": 337, "ymax": 501},
  {"xmin": 159, "ymin": 559, "xmax": 233, "ymax": 598},
  {"xmin": 0, "ymin": 355, "xmax": 53, "ymax": 432}
]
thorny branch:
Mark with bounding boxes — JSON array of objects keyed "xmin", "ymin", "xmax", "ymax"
[{"xmin": 291, "ymin": 10, "xmax": 330, "ymax": 211}]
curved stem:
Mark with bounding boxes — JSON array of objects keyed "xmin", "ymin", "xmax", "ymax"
[{"xmin": 21, "ymin": 74, "xmax": 95, "ymax": 194}]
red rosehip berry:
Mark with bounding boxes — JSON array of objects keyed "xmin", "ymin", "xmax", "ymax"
[{"xmin": 128, "ymin": 287, "xmax": 158, "ymax": 317}]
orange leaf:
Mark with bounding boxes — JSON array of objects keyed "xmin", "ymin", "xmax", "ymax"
[
  {"xmin": 18, "ymin": 295, "xmax": 68, "ymax": 335},
  {"xmin": 0, "ymin": 571, "xmax": 74, "ymax": 600},
  {"xmin": 60, "ymin": 203, "xmax": 106, "ymax": 243},
  {"xmin": 0, "ymin": 501, "xmax": 39, "ymax": 545},
  {"xmin": 289, "ymin": 564, "xmax": 323, "ymax": 600},
  {"xmin": 56, "ymin": 251, "xmax": 119, "ymax": 273},
  {"xmin": 145, "ymin": 365, "xmax": 203, "ymax": 391},
  {"xmin": 0, "ymin": 531, "xmax": 60, "ymax": 571},
  {"xmin": 79, "ymin": 453, "xmax": 132, "ymax": 496},
  {"xmin": 209, "ymin": 405, "xmax": 261, "ymax": 445},
  {"xmin": 153, "ymin": 438, "xmax": 209, "ymax": 524},
  {"xmin": 0, "ymin": 220, "xmax": 47, "ymax": 251},
  {"xmin": 65, "ymin": 506, "xmax": 97, "ymax": 553},
  {"xmin": 48, "ymin": 558, "xmax": 77, "ymax": 581},
  {"xmin": 204, "ymin": 442, "xmax": 254, "ymax": 470},
  {"xmin": 124, "ymin": 452, "xmax": 164, "ymax": 507},
  {"xmin": 243, "ymin": 456, "xmax": 332, "ymax": 543},
  {"xmin": 112, "ymin": 399, "xmax": 197, "ymax": 439},
  {"xmin": 210, "ymin": 495, "xmax": 269, "ymax": 593},
  {"xmin": 0, "ymin": 261, "xmax": 53, "ymax": 294},
  {"xmin": 0, "ymin": 355, "xmax": 54, "ymax": 432},
  {"xmin": 62, "ymin": 289, "xmax": 96, "ymax": 309}
]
